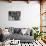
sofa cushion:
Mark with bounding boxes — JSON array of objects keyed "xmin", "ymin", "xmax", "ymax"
[{"xmin": 9, "ymin": 33, "xmax": 34, "ymax": 43}]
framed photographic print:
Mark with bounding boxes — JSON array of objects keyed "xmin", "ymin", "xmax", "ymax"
[{"xmin": 8, "ymin": 11, "xmax": 21, "ymax": 21}]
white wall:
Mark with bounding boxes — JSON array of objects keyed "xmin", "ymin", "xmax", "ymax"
[{"xmin": 0, "ymin": 1, "xmax": 40, "ymax": 28}]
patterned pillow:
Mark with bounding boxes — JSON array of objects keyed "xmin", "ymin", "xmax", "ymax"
[
  {"xmin": 14, "ymin": 28, "xmax": 21, "ymax": 33},
  {"xmin": 8, "ymin": 27, "xmax": 14, "ymax": 34}
]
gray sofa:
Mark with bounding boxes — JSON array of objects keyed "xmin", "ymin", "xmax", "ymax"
[{"xmin": 3, "ymin": 27, "xmax": 34, "ymax": 43}]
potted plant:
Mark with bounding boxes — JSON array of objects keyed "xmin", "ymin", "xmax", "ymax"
[
  {"xmin": 32, "ymin": 27, "xmax": 38, "ymax": 40},
  {"xmin": 32, "ymin": 27, "xmax": 43, "ymax": 40}
]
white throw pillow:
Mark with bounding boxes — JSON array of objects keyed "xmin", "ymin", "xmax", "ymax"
[{"xmin": 21, "ymin": 29, "xmax": 27, "ymax": 35}]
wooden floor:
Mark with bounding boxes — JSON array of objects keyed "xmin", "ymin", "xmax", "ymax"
[
  {"xmin": 21, "ymin": 40, "xmax": 46, "ymax": 46},
  {"xmin": 0, "ymin": 40, "xmax": 46, "ymax": 46}
]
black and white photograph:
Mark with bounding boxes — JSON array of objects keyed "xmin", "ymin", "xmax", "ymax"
[{"xmin": 8, "ymin": 11, "xmax": 21, "ymax": 21}]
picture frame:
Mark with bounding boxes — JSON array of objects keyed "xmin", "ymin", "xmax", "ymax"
[{"xmin": 8, "ymin": 11, "xmax": 21, "ymax": 21}]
